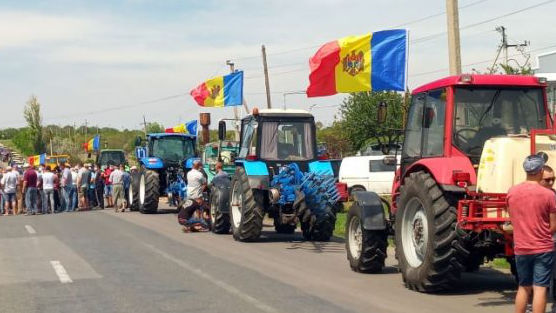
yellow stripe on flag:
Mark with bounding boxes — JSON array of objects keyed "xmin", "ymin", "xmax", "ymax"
[
  {"xmin": 203, "ymin": 76, "xmax": 225, "ymax": 107},
  {"xmin": 334, "ymin": 33, "xmax": 371, "ymax": 93}
]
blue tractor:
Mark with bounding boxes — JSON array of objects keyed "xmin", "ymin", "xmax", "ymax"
[
  {"xmin": 130, "ymin": 133, "xmax": 198, "ymax": 213},
  {"xmin": 211, "ymin": 109, "xmax": 340, "ymax": 241}
]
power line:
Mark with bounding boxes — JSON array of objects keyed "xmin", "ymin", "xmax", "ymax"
[
  {"xmin": 232, "ymin": 0, "xmax": 490, "ymax": 62},
  {"xmin": 412, "ymin": 0, "xmax": 556, "ymax": 44}
]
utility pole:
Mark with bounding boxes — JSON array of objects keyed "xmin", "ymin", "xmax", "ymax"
[
  {"xmin": 262, "ymin": 45, "xmax": 272, "ymax": 109},
  {"xmin": 446, "ymin": 0, "xmax": 462, "ymax": 75},
  {"xmin": 495, "ymin": 26, "xmax": 529, "ymax": 67},
  {"xmin": 226, "ymin": 60, "xmax": 241, "ymax": 141},
  {"xmin": 142, "ymin": 115, "xmax": 148, "ymax": 137},
  {"xmin": 84, "ymin": 119, "xmax": 88, "ymax": 136}
]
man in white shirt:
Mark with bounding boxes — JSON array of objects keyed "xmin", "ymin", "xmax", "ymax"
[
  {"xmin": 1, "ymin": 166, "xmax": 19, "ymax": 215},
  {"xmin": 41, "ymin": 166, "xmax": 56, "ymax": 214},
  {"xmin": 109, "ymin": 164, "xmax": 125, "ymax": 212},
  {"xmin": 187, "ymin": 160, "xmax": 206, "ymax": 201}
]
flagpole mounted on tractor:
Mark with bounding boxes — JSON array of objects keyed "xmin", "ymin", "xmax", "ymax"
[{"xmin": 262, "ymin": 45, "xmax": 272, "ymax": 109}]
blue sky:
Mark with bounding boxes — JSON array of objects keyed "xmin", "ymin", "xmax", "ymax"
[{"xmin": 0, "ymin": 0, "xmax": 554, "ymax": 130}]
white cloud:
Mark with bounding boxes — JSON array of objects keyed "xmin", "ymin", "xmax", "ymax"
[{"xmin": 0, "ymin": 11, "xmax": 97, "ymax": 48}]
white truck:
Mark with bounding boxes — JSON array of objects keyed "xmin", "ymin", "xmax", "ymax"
[{"xmin": 338, "ymin": 155, "xmax": 398, "ymax": 197}]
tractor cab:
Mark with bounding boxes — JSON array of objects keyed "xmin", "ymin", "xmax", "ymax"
[
  {"xmin": 235, "ymin": 109, "xmax": 318, "ymax": 174},
  {"xmin": 398, "ymin": 74, "xmax": 549, "ymax": 192}
]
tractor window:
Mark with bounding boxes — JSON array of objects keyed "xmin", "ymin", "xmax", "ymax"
[
  {"xmin": 260, "ymin": 121, "xmax": 315, "ymax": 161},
  {"xmin": 454, "ymin": 87, "xmax": 546, "ymax": 156},
  {"xmin": 150, "ymin": 136, "xmax": 195, "ymax": 162},
  {"xmin": 402, "ymin": 93, "xmax": 425, "ymax": 158},
  {"xmin": 239, "ymin": 118, "xmax": 258, "ymax": 158},
  {"xmin": 422, "ymin": 89, "xmax": 446, "ymax": 157}
]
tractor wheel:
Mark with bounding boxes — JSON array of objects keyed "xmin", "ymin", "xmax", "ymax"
[
  {"xmin": 230, "ymin": 167, "xmax": 264, "ymax": 241},
  {"xmin": 210, "ymin": 186, "xmax": 231, "ymax": 234},
  {"xmin": 464, "ymin": 251, "xmax": 484, "ymax": 272},
  {"xmin": 129, "ymin": 171, "xmax": 140, "ymax": 211},
  {"xmin": 301, "ymin": 205, "xmax": 335, "ymax": 241},
  {"xmin": 346, "ymin": 202, "xmax": 387, "ymax": 273},
  {"xmin": 139, "ymin": 170, "xmax": 160, "ymax": 214},
  {"xmin": 395, "ymin": 171, "xmax": 464, "ymax": 292},
  {"xmin": 273, "ymin": 218, "xmax": 296, "ymax": 234}
]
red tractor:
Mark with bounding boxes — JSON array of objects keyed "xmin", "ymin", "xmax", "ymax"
[{"xmin": 345, "ymin": 74, "xmax": 553, "ymax": 292}]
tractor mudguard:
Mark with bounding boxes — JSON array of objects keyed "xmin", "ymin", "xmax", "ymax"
[
  {"xmin": 308, "ymin": 160, "xmax": 333, "ymax": 175},
  {"xmin": 237, "ymin": 160, "xmax": 270, "ymax": 190},
  {"xmin": 140, "ymin": 157, "xmax": 164, "ymax": 169},
  {"xmin": 352, "ymin": 191, "xmax": 386, "ymax": 231}
]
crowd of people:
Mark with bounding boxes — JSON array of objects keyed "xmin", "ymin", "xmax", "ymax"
[{"xmin": 0, "ymin": 162, "xmax": 136, "ymax": 215}]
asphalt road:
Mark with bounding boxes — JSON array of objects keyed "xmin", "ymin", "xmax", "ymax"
[{"xmin": 0, "ymin": 203, "xmax": 541, "ymax": 313}]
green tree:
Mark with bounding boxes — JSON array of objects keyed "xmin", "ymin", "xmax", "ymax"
[
  {"xmin": 23, "ymin": 95, "xmax": 46, "ymax": 154},
  {"xmin": 317, "ymin": 121, "xmax": 351, "ymax": 158},
  {"xmin": 146, "ymin": 122, "xmax": 165, "ymax": 133},
  {"xmin": 339, "ymin": 91, "xmax": 405, "ymax": 154}
]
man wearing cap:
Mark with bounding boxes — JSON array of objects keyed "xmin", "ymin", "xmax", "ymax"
[
  {"xmin": 507, "ymin": 155, "xmax": 556, "ymax": 313},
  {"xmin": 22, "ymin": 164, "xmax": 38, "ymax": 215}
]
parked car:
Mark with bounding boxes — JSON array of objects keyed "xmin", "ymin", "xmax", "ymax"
[{"xmin": 339, "ymin": 155, "xmax": 399, "ymax": 197}]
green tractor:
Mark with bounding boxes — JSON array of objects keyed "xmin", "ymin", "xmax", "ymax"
[{"xmin": 202, "ymin": 141, "xmax": 239, "ymax": 183}]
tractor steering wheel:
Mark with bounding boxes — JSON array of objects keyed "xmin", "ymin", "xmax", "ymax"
[{"xmin": 454, "ymin": 128, "xmax": 483, "ymax": 155}]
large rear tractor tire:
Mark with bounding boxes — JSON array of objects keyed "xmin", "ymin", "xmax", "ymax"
[
  {"xmin": 230, "ymin": 167, "xmax": 264, "ymax": 241},
  {"xmin": 301, "ymin": 205, "xmax": 335, "ymax": 241},
  {"xmin": 129, "ymin": 171, "xmax": 140, "ymax": 211},
  {"xmin": 139, "ymin": 170, "xmax": 160, "ymax": 214},
  {"xmin": 210, "ymin": 186, "xmax": 231, "ymax": 234},
  {"xmin": 346, "ymin": 203, "xmax": 387, "ymax": 273},
  {"xmin": 395, "ymin": 171, "xmax": 465, "ymax": 292}
]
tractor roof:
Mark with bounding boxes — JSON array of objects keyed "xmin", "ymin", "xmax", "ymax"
[
  {"xmin": 413, "ymin": 74, "xmax": 546, "ymax": 94},
  {"xmin": 256, "ymin": 108, "xmax": 313, "ymax": 118},
  {"xmin": 100, "ymin": 149, "xmax": 125, "ymax": 152},
  {"xmin": 147, "ymin": 133, "xmax": 196, "ymax": 139}
]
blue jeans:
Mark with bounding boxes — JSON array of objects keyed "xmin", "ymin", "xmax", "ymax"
[
  {"xmin": 25, "ymin": 187, "xmax": 38, "ymax": 214},
  {"xmin": 63, "ymin": 186, "xmax": 73, "ymax": 211},
  {"xmin": 42, "ymin": 189, "xmax": 55, "ymax": 213},
  {"xmin": 71, "ymin": 185, "xmax": 78, "ymax": 210}
]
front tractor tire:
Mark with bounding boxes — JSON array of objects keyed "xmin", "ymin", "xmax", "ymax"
[
  {"xmin": 230, "ymin": 167, "xmax": 264, "ymax": 242},
  {"xmin": 395, "ymin": 171, "xmax": 464, "ymax": 292},
  {"xmin": 210, "ymin": 186, "xmax": 231, "ymax": 234},
  {"xmin": 139, "ymin": 170, "xmax": 160, "ymax": 214},
  {"xmin": 346, "ymin": 203, "xmax": 387, "ymax": 273},
  {"xmin": 129, "ymin": 171, "xmax": 140, "ymax": 211}
]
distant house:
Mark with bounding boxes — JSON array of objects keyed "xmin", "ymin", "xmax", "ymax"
[{"xmin": 533, "ymin": 50, "xmax": 556, "ymax": 114}]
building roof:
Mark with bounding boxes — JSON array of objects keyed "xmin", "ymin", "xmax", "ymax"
[{"xmin": 412, "ymin": 74, "xmax": 545, "ymax": 94}]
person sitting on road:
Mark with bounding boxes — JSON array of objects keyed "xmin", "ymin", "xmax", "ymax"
[
  {"xmin": 507, "ymin": 155, "xmax": 556, "ymax": 313},
  {"xmin": 179, "ymin": 160, "xmax": 209, "ymax": 232}
]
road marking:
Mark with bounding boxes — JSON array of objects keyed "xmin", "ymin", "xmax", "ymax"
[
  {"xmin": 24, "ymin": 225, "xmax": 36, "ymax": 234},
  {"xmin": 142, "ymin": 243, "xmax": 279, "ymax": 313},
  {"xmin": 50, "ymin": 261, "xmax": 73, "ymax": 283}
]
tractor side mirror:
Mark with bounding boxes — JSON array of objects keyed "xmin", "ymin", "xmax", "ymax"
[
  {"xmin": 218, "ymin": 121, "xmax": 226, "ymax": 141},
  {"xmin": 134, "ymin": 136, "xmax": 142, "ymax": 147},
  {"xmin": 377, "ymin": 101, "xmax": 387, "ymax": 124},
  {"xmin": 383, "ymin": 156, "xmax": 396, "ymax": 166},
  {"xmin": 423, "ymin": 107, "xmax": 435, "ymax": 129}
]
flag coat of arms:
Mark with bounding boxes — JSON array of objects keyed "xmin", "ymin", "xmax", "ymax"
[
  {"xmin": 165, "ymin": 120, "xmax": 198, "ymax": 135},
  {"xmin": 306, "ymin": 29, "xmax": 408, "ymax": 97},
  {"xmin": 190, "ymin": 71, "xmax": 243, "ymax": 107}
]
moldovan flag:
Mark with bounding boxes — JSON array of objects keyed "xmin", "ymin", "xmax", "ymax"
[
  {"xmin": 165, "ymin": 120, "xmax": 198, "ymax": 135},
  {"xmin": 84, "ymin": 135, "xmax": 100, "ymax": 152},
  {"xmin": 28, "ymin": 153, "xmax": 46, "ymax": 166},
  {"xmin": 190, "ymin": 71, "xmax": 243, "ymax": 107},
  {"xmin": 306, "ymin": 29, "xmax": 408, "ymax": 97}
]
